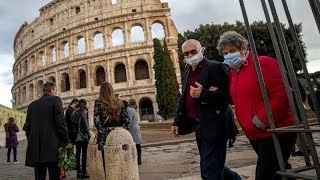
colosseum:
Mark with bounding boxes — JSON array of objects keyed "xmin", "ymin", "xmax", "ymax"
[{"xmin": 12, "ymin": 0, "xmax": 181, "ymax": 126}]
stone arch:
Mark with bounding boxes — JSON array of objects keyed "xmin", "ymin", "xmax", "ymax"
[
  {"xmin": 139, "ymin": 97, "xmax": 154, "ymax": 121},
  {"xmin": 48, "ymin": 76, "xmax": 56, "ymax": 83},
  {"xmin": 77, "ymin": 36, "xmax": 86, "ymax": 54},
  {"xmin": 96, "ymin": 66, "xmax": 105, "ymax": 86},
  {"xmin": 61, "ymin": 73, "xmax": 70, "ymax": 92},
  {"xmin": 37, "ymin": 80, "xmax": 44, "ymax": 98},
  {"xmin": 23, "ymin": 59, "xmax": 28, "ymax": 76},
  {"xmin": 131, "ymin": 25, "xmax": 145, "ymax": 43},
  {"xmin": 37, "ymin": 50, "xmax": 45, "ymax": 67},
  {"xmin": 93, "ymin": 31, "xmax": 104, "ymax": 49},
  {"xmin": 48, "ymin": 46, "xmax": 56, "ymax": 64},
  {"xmin": 151, "ymin": 21, "xmax": 165, "ymax": 39},
  {"xmin": 29, "ymin": 56, "xmax": 35, "ymax": 73},
  {"xmin": 22, "ymin": 86, "xmax": 27, "ymax": 103},
  {"xmin": 76, "ymin": 69, "xmax": 87, "ymax": 89},
  {"xmin": 111, "ymin": 28, "xmax": 124, "ymax": 46},
  {"xmin": 28, "ymin": 84, "xmax": 34, "ymax": 101},
  {"xmin": 135, "ymin": 60, "xmax": 149, "ymax": 80},
  {"xmin": 114, "ymin": 63, "xmax": 127, "ymax": 83},
  {"xmin": 61, "ymin": 41, "xmax": 69, "ymax": 58}
]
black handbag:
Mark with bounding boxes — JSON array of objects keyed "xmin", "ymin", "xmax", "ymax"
[
  {"xmin": 178, "ymin": 118, "xmax": 194, "ymax": 135},
  {"xmin": 75, "ymin": 114, "xmax": 88, "ymax": 143}
]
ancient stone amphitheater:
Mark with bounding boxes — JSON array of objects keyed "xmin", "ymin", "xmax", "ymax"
[{"xmin": 12, "ymin": 0, "xmax": 181, "ymax": 125}]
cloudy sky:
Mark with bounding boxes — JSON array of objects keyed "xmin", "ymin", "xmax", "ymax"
[{"xmin": 0, "ymin": 0, "xmax": 319, "ymax": 108}]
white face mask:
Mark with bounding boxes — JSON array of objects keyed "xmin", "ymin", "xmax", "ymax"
[{"xmin": 183, "ymin": 48, "xmax": 204, "ymax": 65}]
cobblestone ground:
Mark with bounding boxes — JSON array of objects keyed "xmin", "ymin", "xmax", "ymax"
[{"xmin": 0, "ymin": 130, "xmax": 320, "ymax": 180}]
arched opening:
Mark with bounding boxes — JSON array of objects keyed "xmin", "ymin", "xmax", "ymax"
[
  {"xmin": 61, "ymin": 73, "xmax": 70, "ymax": 92},
  {"xmin": 37, "ymin": 80, "xmax": 44, "ymax": 98},
  {"xmin": 28, "ymin": 84, "xmax": 34, "ymax": 101},
  {"xmin": 52, "ymin": 47, "xmax": 56, "ymax": 63},
  {"xmin": 76, "ymin": 70, "xmax": 87, "ymax": 89},
  {"xmin": 22, "ymin": 86, "xmax": 26, "ymax": 103},
  {"xmin": 96, "ymin": 66, "xmax": 105, "ymax": 86},
  {"xmin": 135, "ymin": 60, "xmax": 149, "ymax": 80},
  {"xmin": 77, "ymin": 36, "xmax": 86, "ymax": 54},
  {"xmin": 63, "ymin": 41, "xmax": 69, "ymax": 58},
  {"xmin": 131, "ymin": 25, "xmax": 145, "ymax": 43},
  {"xmin": 48, "ymin": 76, "xmax": 56, "ymax": 84},
  {"xmin": 93, "ymin": 32, "xmax": 104, "ymax": 49},
  {"xmin": 114, "ymin": 63, "xmax": 127, "ymax": 83},
  {"xmin": 139, "ymin": 97, "xmax": 154, "ymax": 121},
  {"xmin": 151, "ymin": 22, "xmax": 165, "ymax": 39},
  {"xmin": 23, "ymin": 60, "xmax": 28, "ymax": 76},
  {"xmin": 29, "ymin": 56, "xmax": 35, "ymax": 73},
  {"xmin": 112, "ymin": 28, "xmax": 124, "ymax": 46}
]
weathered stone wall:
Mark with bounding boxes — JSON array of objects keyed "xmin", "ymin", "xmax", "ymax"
[{"xmin": 12, "ymin": 0, "xmax": 180, "ymax": 125}]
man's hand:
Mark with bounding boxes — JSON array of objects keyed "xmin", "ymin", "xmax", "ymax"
[
  {"xmin": 190, "ymin": 82, "xmax": 203, "ymax": 98},
  {"xmin": 171, "ymin": 126, "xmax": 179, "ymax": 137}
]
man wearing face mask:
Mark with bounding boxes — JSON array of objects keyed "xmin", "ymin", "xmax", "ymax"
[
  {"xmin": 217, "ymin": 31, "xmax": 296, "ymax": 180},
  {"xmin": 171, "ymin": 39, "xmax": 241, "ymax": 180}
]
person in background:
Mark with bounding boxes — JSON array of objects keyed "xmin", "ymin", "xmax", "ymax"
[
  {"xmin": 71, "ymin": 99, "xmax": 90, "ymax": 179},
  {"xmin": 308, "ymin": 80, "xmax": 320, "ymax": 113},
  {"xmin": 126, "ymin": 99, "xmax": 143, "ymax": 165},
  {"xmin": 4, "ymin": 117, "xmax": 19, "ymax": 163},
  {"xmin": 171, "ymin": 39, "xmax": 240, "ymax": 180},
  {"xmin": 24, "ymin": 81, "xmax": 69, "ymax": 180},
  {"xmin": 94, "ymin": 82, "xmax": 129, "ymax": 168},
  {"xmin": 65, "ymin": 98, "xmax": 79, "ymax": 143},
  {"xmin": 217, "ymin": 31, "xmax": 296, "ymax": 180}
]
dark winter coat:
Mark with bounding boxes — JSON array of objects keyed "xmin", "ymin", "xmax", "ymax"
[
  {"xmin": 173, "ymin": 58, "xmax": 231, "ymax": 144},
  {"xmin": 94, "ymin": 100, "xmax": 129, "ymax": 150},
  {"xmin": 4, "ymin": 123, "xmax": 19, "ymax": 148},
  {"xmin": 65, "ymin": 106, "xmax": 75, "ymax": 139},
  {"xmin": 70, "ymin": 110, "xmax": 90, "ymax": 144},
  {"xmin": 23, "ymin": 94, "xmax": 69, "ymax": 167}
]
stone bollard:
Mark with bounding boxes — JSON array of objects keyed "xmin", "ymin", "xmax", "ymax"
[
  {"xmin": 87, "ymin": 131, "xmax": 105, "ymax": 180},
  {"xmin": 104, "ymin": 127, "xmax": 139, "ymax": 180}
]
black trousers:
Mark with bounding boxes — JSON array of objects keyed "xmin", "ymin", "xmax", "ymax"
[
  {"xmin": 34, "ymin": 162, "xmax": 60, "ymax": 180},
  {"xmin": 250, "ymin": 133, "xmax": 296, "ymax": 180},
  {"xmin": 136, "ymin": 144, "xmax": 141, "ymax": 163},
  {"xmin": 7, "ymin": 147, "xmax": 17, "ymax": 161},
  {"xmin": 75, "ymin": 141, "xmax": 89, "ymax": 173}
]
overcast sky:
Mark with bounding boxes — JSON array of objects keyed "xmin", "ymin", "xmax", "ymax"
[{"xmin": 0, "ymin": 0, "xmax": 320, "ymax": 107}]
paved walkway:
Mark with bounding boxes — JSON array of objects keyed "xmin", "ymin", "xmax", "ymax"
[{"xmin": 0, "ymin": 131, "xmax": 319, "ymax": 179}]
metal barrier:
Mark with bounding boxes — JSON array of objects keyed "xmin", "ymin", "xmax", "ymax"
[{"xmin": 239, "ymin": 0, "xmax": 320, "ymax": 179}]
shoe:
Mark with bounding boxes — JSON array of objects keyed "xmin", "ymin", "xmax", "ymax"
[
  {"xmin": 13, "ymin": 160, "xmax": 20, "ymax": 164},
  {"xmin": 77, "ymin": 173, "xmax": 82, "ymax": 179},
  {"xmin": 82, "ymin": 173, "xmax": 90, "ymax": 179},
  {"xmin": 292, "ymin": 150, "xmax": 304, "ymax": 156},
  {"xmin": 6, "ymin": 161, "xmax": 11, "ymax": 164}
]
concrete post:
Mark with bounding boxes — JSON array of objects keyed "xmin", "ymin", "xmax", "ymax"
[
  {"xmin": 87, "ymin": 132, "xmax": 105, "ymax": 180},
  {"xmin": 104, "ymin": 127, "xmax": 139, "ymax": 180}
]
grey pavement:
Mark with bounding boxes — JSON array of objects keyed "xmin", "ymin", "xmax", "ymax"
[{"xmin": 0, "ymin": 131, "xmax": 319, "ymax": 180}]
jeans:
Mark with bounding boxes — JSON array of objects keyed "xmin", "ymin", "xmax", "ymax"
[
  {"xmin": 195, "ymin": 123, "xmax": 241, "ymax": 180},
  {"xmin": 250, "ymin": 133, "xmax": 296, "ymax": 180},
  {"xmin": 7, "ymin": 147, "xmax": 17, "ymax": 162},
  {"xmin": 75, "ymin": 141, "xmax": 89, "ymax": 173}
]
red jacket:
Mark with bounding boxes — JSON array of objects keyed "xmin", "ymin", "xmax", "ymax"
[{"xmin": 229, "ymin": 52, "xmax": 294, "ymax": 140}]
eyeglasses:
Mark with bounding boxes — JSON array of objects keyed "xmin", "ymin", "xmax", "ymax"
[{"xmin": 183, "ymin": 49, "xmax": 199, "ymax": 57}]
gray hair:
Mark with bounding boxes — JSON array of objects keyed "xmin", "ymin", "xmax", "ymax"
[
  {"xmin": 181, "ymin": 39, "xmax": 202, "ymax": 51},
  {"xmin": 128, "ymin": 98, "xmax": 137, "ymax": 109},
  {"xmin": 43, "ymin": 81, "xmax": 56, "ymax": 94},
  {"xmin": 216, "ymin": 31, "xmax": 248, "ymax": 54}
]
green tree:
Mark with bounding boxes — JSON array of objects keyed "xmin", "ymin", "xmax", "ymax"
[
  {"xmin": 153, "ymin": 38, "xmax": 180, "ymax": 120},
  {"xmin": 177, "ymin": 33, "xmax": 186, "ymax": 82},
  {"xmin": 182, "ymin": 21, "xmax": 307, "ymax": 73}
]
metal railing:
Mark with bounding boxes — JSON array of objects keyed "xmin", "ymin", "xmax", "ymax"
[{"xmin": 239, "ymin": 0, "xmax": 320, "ymax": 179}]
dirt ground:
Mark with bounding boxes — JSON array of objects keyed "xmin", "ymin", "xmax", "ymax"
[{"xmin": 140, "ymin": 129, "xmax": 195, "ymax": 144}]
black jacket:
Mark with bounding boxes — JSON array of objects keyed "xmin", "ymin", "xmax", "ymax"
[
  {"xmin": 65, "ymin": 106, "xmax": 75, "ymax": 138},
  {"xmin": 70, "ymin": 110, "xmax": 90, "ymax": 143},
  {"xmin": 24, "ymin": 94, "xmax": 69, "ymax": 167},
  {"xmin": 173, "ymin": 58, "xmax": 230, "ymax": 144}
]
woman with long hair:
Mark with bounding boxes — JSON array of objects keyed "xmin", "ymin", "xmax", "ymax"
[
  {"xmin": 71, "ymin": 99, "xmax": 90, "ymax": 179},
  {"xmin": 94, "ymin": 82, "xmax": 129, "ymax": 166},
  {"xmin": 4, "ymin": 117, "xmax": 19, "ymax": 163}
]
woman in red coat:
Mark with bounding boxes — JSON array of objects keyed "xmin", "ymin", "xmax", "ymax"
[{"xmin": 217, "ymin": 31, "xmax": 296, "ymax": 180}]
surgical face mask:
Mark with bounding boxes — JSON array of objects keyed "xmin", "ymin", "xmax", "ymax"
[
  {"xmin": 223, "ymin": 52, "xmax": 243, "ymax": 69},
  {"xmin": 184, "ymin": 48, "xmax": 204, "ymax": 65}
]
